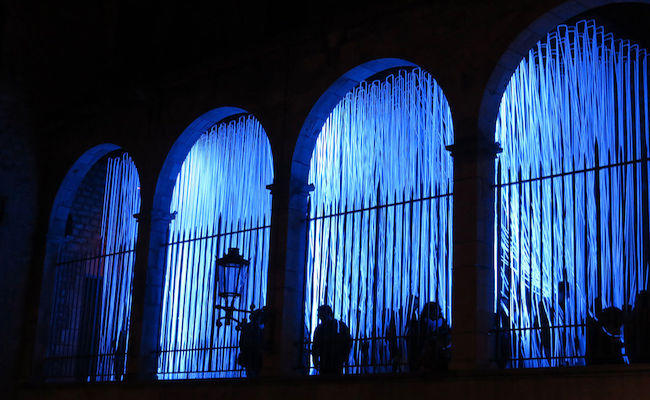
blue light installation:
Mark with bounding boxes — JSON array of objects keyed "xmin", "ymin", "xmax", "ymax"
[
  {"xmin": 95, "ymin": 154, "xmax": 141, "ymax": 378},
  {"xmin": 306, "ymin": 67, "xmax": 454, "ymax": 373},
  {"xmin": 495, "ymin": 20, "xmax": 650, "ymax": 367},
  {"xmin": 45, "ymin": 152, "xmax": 140, "ymax": 381},
  {"xmin": 158, "ymin": 115, "xmax": 273, "ymax": 379}
]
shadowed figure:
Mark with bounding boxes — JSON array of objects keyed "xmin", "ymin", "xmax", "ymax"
[
  {"xmin": 387, "ymin": 310, "xmax": 400, "ymax": 372},
  {"xmin": 625, "ymin": 290, "xmax": 650, "ymax": 363},
  {"xmin": 496, "ymin": 307, "xmax": 512, "ymax": 369},
  {"xmin": 406, "ymin": 301, "xmax": 451, "ymax": 372},
  {"xmin": 238, "ymin": 308, "xmax": 265, "ymax": 377},
  {"xmin": 113, "ymin": 330, "xmax": 127, "ymax": 381},
  {"xmin": 586, "ymin": 300, "xmax": 625, "ymax": 365},
  {"xmin": 312, "ymin": 305, "xmax": 352, "ymax": 375}
]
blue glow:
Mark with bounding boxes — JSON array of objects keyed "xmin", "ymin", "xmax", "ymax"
[
  {"xmin": 495, "ymin": 20, "xmax": 650, "ymax": 367},
  {"xmin": 46, "ymin": 153, "xmax": 140, "ymax": 381},
  {"xmin": 95, "ymin": 154, "xmax": 141, "ymax": 379},
  {"xmin": 306, "ymin": 68, "xmax": 454, "ymax": 373},
  {"xmin": 158, "ymin": 115, "xmax": 273, "ymax": 379}
]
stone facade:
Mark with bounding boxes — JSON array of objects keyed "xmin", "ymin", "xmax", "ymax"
[{"xmin": 2, "ymin": 0, "xmax": 650, "ymax": 398}]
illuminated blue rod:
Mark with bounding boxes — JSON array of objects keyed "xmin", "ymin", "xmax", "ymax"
[
  {"xmin": 495, "ymin": 20, "xmax": 650, "ymax": 367},
  {"xmin": 97, "ymin": 153, "xmax": 141, "ymax": 380},
  {"xmin": 306, "ymin": 68, "xmax": 454, "ymax": 373},
  {"xmin": 158, "ymin": 115, "xmax": 273, "ymax": 379}
]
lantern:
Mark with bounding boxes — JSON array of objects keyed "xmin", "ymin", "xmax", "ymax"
[{"xmin": 214, "ymin": 247, "xmax": 250, "ymax": 327}]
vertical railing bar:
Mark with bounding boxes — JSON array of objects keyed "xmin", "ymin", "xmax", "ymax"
[
  {"xmin": 572, "ymin": 156, "xmax": 578, "ymax": 364},
  {"xmin": 595, "ymin": 141, "xmax": 603, "ymax": 310},
  {"xmin": 203, "ymin": 226, "xmax": 216, "ymax": 374},
  {"xmin": 340, "ymin": 200, "xmax": 349, "ymax": 338},
  {"xmin": 354, "ymin": 195, "xmax": 364, "ymax": 374},
  {"xmin": 89, "ymin": 247, "xmax": 104, "ymax": 381},
  {"xmin": 196, "ymin": 228, "xmax": 210, "ymax": 373},
  {"xmin": 391, "ymin": 190, "xmax": 399, "ymax": 365},
  {"xmin": 322, "ymin": 204, "xmax": 331, "ymax": 309},
  {"xmin": 346, "ymin": 198, "xmax": 356, "ymax": 371},
  {"xmin": 417, "ymin": 182, "xmax": 425, "ymax": 321},
  {"xmin": 172, "ymin": 229, "xmax": 188, "ymax": 375},
  {"xmin": 371, "ymin": 183, "xmax": 381, "ymax": 369},
  {"xmin": 550, "ymin": 160, "xmax": 556, "ymax": 366},
  {"xmin": 620, "ymin": 150, "xmax": 628, "ymax": 319},
  {"xmin": 364, "ymin": 193, "xmax": 372, "ymax": 372},
  {"xmin": 528, "ymin": 167, "xmax": 534, "ymax": 364},
  {"xmin": 561, "ymin": 156, "xmax": 568, "ymax": 363},
  {"xmin": 606, "ymin": 151, "xmax": 614, "ymax": 308},
  {"xmin": 382, "ymin": 190, "xmax": 390, "ymax": 369},
  {"xmin": 584, "ymin": 154, "xmax": 590, "ymax": 340},
  {"xmin": 517, "ymin": 167, "xmax": 524, "ymax": 364},
  {"xmin": 538, "ymin": 161, "xmax": 543, "ymax": 367},
  {"xmin": 183, "ymin": 227, "xmax": 198, "ymax": 374},
  {"xmin": 330, "ymin": 201, "xmax": 339, "ymax": 318}
]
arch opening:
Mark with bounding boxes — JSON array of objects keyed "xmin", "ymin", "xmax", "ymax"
[
  {"xmin": 494, "ymin": 19, "xmax": 650, "ymax": 368},
  {"xmin": 41, "ymin": 148, "xmax": 141, "ymax": 382},
  {"xmin": 302, "ymin": 66, "xmax": 455, "ymax": 374},
  {"xmin": 156, "ymin": 113, "xmax": 273, "ymax": 379}
]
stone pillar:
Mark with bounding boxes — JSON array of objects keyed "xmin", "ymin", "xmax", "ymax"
[
  {"xmin": 447, "ymin": 137, "xmax": 501, "ymax": 370},
  {"xmin": 131, "ymin": 207, "xmax": 175, "ymax": 380},
  {"xmin": 262, "ymin": 179, "xmax": 312, "ymax": 376},
  {"xmin": 124, "ymin": 203, "xmax": 149, "ymax": 381}
]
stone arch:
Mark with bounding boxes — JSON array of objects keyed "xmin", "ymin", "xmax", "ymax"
[
  {"xmin": 35, "ymin": 143, "xmax": 141, "ymax": 381},
  {"xmin": 286, "ymin": 58, "xmax": 454, "ymax": 373},
  {"xmin": 141, "ymin": 106, "xmax": 273, "ymax": 378},
  {"xmin": 478, "ymin": 0, "xmax": 650, "ymax": 140}
]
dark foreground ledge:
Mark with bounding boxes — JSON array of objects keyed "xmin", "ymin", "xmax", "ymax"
[{"xmin": 14, "ymin": 364, "xmax": 650, "ymax": 400}]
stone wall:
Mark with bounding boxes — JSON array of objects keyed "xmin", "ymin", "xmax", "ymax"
[{"xmin": 2, "ymin": 0, "xmax": 650, "ymax": 398}]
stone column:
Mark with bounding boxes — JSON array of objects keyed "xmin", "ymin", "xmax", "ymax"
[
  {"xmin": 447, "ymin": 137, "xmax": 501, "ymax": 370},
  {"xmin": 130, "ymin": 208, "xmax": 175, "ymax": 380},
  {"xmin": 262, "ymin": 179, "xmax": 312, "ymax": 376}
]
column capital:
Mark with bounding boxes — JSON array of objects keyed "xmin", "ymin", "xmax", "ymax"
[{"xmin": 446, "ymin": 137, "xmax": 502, "ymax": 159}]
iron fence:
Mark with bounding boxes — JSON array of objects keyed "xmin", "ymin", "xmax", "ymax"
[
  {"xmin": 495, "ymin": 143, "xmax": 650, "ymax": 367},
  {"xmin": 44, "ymin": 247, "xmax": 135, "ymax": 382},
  {"xmin": 303, "ymin": 186, "xmax": 453, "ymax": 374},
  {"xmin": 157, "ymin": 217, "xmax": 270, "ymax": 379}
]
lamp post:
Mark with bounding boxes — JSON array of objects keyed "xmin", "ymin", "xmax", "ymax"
[{"xmin": 213, "ymin": 247, "xmax": 254, "ymax": 328}]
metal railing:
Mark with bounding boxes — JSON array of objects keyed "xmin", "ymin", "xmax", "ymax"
[
  {"xmin": 303, "ymin": 186, "xmax": 453, "ymax": 374},
  {"xmin": 495, "ymin": 144, "xmax": 650, "ymax": 368},
  {"xmin": 44, "ymin": 247, "xmax": 135, "ymax": 382},
  {"xmin": 157, "ymin": 218, "xmax": 270, "ymax": 379}
]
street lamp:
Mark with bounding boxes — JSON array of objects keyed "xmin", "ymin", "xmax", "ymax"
[{"xmin": 213, "ymin": 247, "xmax": 253, "ymax": 327}]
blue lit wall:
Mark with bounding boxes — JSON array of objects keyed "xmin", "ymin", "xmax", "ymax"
[
  {"xmin": 495, "ymin": 20, "xmax": 650, "ymax": 367},
  {"xmin": 158, "ymin": 115, "xmax": 273, "ymax": 379},
  {"xmin": 306, "ymin": 67, "xmax": 454, "ymax": 372}
]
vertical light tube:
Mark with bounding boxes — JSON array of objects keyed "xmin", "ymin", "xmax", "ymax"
[
  {"xmin": 306, "ymin": 68, "xmax": 454, "ymax": 373},
  {"xmin": 159, "ymin": 115, "xmax": 273, "ymax": 379},
  {"xmin": 495, "ymin": 20, "xmax": 650, "ymax": 367}
]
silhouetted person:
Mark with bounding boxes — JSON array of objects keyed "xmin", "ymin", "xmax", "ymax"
[
  {"xmin": 586, "ymin": 300, "xmax": 625, "ymax": 365},
  {"xmin": 537, "ymin": 300, "xmax": 553, "ymax": 364},
  {"xmin": 406, "ymin": 301, "xmax": 450, "ymax": 371},
  {"xmin": 387, "ymin": 310, "xmax": 400, "ymax": 372},
  {"xmin": 113, "ymin": 330, "xmax": 127, "ymax": 381},
  {"xmin": 312, "ymin": 305, "xmax": 351, "ymax": 375},
  {"xmin": 404, "ymin": 296, "xmax": 420, "ymax": 371},
  {"xmin": 238, "ymin": 308, "xmax": 265, "ymax": 377},
  {"xmin": 625, "ymin": 290, "xmax": 650, "ymax": 363},
  {"xmin": 496, "ymin": 307, "xmax": 512, "ymax": 369},
  {"xmin": 360, "ymin": 338, "xmax": 370, "ymax": 373}
]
